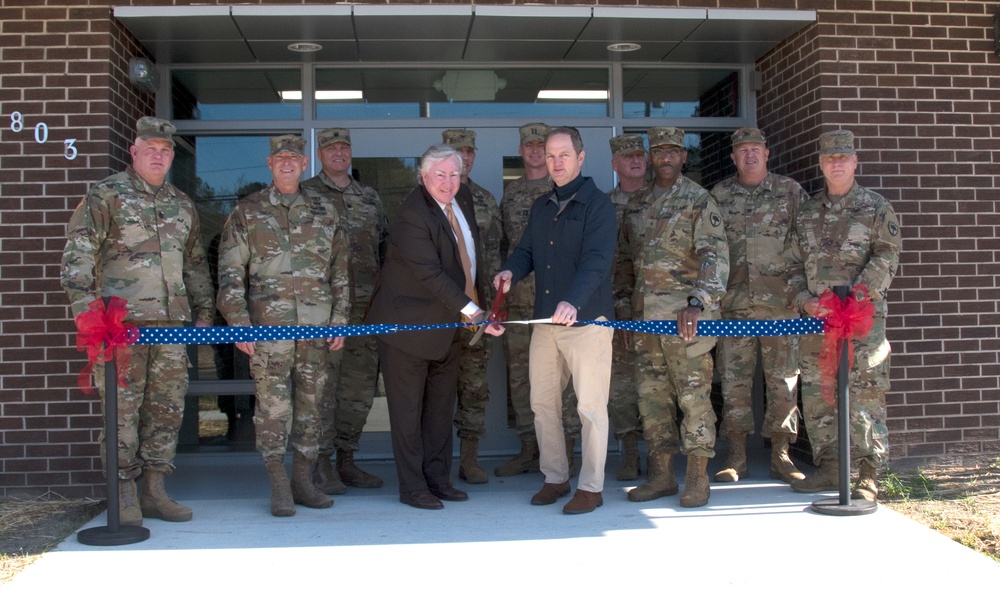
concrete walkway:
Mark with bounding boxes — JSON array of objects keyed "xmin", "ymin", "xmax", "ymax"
[{"xmin": 4, "ymin": 452, "xmax": 998, "ymax": 598}]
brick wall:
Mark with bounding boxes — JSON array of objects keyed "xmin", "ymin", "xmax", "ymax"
[{"xmin": 0, "ymin": 1, "xmax": 151, "ymax": 497}]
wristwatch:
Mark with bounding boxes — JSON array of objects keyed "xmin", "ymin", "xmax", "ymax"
[{"xmin": 687, "ymin": 296, "xmax": 704, "ymax": 311}]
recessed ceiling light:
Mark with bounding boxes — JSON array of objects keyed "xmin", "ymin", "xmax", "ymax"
[
  {"xmin": 607, "ymin": 43, "xmax": 641, "ymax": 52},
  {"xmin": 288, "ymin": 42, "xmax": 323, "ymax": 53}
]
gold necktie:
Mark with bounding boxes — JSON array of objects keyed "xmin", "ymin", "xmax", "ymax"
[{"xmin": 444, "ymin": 202, "xmax": 478, "ymax": 306}]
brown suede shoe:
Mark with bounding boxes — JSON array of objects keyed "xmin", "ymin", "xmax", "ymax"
[
  {"xmin": 530, "ymin": 481, "xmax": 571, "ymax": 505},
  {"xmin": 562, "ymin": 490, "xmax": 603, "ymax": 515}
]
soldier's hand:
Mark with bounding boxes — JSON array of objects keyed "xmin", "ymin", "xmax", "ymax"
[
  {"xmin": 551, "ymin": 301, "xmax": 577, "ymax": 326},
  {"xmin": 617, "ymin": 329, "xmax": 632, "ymax": 348},
  {"xmin": 494, "ymin": 270, "xmax": 513, "ymax": 293},
  {"xmin": 195, "ymin": 319, "xmax": 212, "ymax": 328},
  {"xmin": 677, "ymin": 307, "xmax": 701, "ymax": 341},
  {"xmin": 328, "ymin": 336, "xmax": 345, "ymax": 351},
  {"xmin": 236, "ymin": 341, "xmax": 255, "ymax": 356},
  {"xmin": 803, "ymin": 297, "xmax": 820, "ymax": 317}
]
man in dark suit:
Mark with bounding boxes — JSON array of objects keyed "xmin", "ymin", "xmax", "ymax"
[{"xmin": 366, "ymin": 144, "xmax": 503, "ymax": 510}]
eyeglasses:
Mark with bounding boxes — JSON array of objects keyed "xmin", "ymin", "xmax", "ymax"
[{"xmin": 650, "ymin": 147, "xmax": 683, "ymax": 159}]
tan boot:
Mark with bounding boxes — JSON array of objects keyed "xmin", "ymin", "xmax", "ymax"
[
  {"xmin": 337, "ymin": 450, "xmax": 384, "ymax": 488},
  {"xmin": 714, "ymin": 433, "xmax": 749, "ymax": 483},
  {"xmin": 458, "ymin": 438, "xmax": 488, "ymax": 484},
  {"xmin": 139, "ymin": 470, "xmax": 192, "ymax": 522},
  {"xmin": 680, "ymin": 456, "xmax": 711, "ymax": 508},
  {"xmin": 627, "ymin": 451, "xmax": 679, "ymax": 502},
  {"xmin": 616, "ymin": 431, "xmax": 641, "ymax": 481},
  {"xmin": 291, "ymin": 454, "xmax": 334, "ymax": 509},
  {"xmin": 769, "ymin": 433, "xmax": 805, "ymax": 483},
  {"xmin": 791, "ymin": 458, "xmax": 839, "ymax": 493},
  {"xmin": 852, "ymin": 461, "xmax": 879, "ymax": 501},
  {"xmin": 494, "ymin": 436, "xmax": 540, "ymax": 477},
  {"xmin": 566, "ymin": 436, "xmax": 579, "ymax": 478},
  {"xmin": 118, "ymin": 478, "xmax": 142, "ymax": 527},
  {"xmin": 314, "ymin": 453, "xmax": 347, "ymax": 495},
  {"xmin": 265, "ymin": 459, "xmax": 295, "ymax": 517}
]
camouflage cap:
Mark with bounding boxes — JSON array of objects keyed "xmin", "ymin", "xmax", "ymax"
[
  {"xmin": 442, "ymin": 129, "xmax": 476, "ymax": 150},
  {"xmin": 818, "ymin": 130, "xmax": 856, "ymax": 155},
  {"xmin": 647, "ymin": 126, "xmax": 685, "ymax": 149},
  {"xmin": 610, "ymin": 134, "xmax": 646, "ymax": 155},
  {"xmin": 317, "ymin": 128, "xmax": 351, "ymax": 148},
  {"xmin": 136, "ymin": 117, "xmax": 176, "ymax": 145},
  {"xmin": 270, "ymin": 134, "xmax": 306, "ymax": 157},
  {"xmin": 519, "ymin": 122, "xmax": 549, "ymax": 144},
  {"xmin": 731, "ymin": 127, "xmax": 767, "ymax": 147}
]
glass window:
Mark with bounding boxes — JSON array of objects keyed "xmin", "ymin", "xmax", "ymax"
[
  {"xmin": 171, "ymin": 69, "xmax": 302, "ymax": 120},
  {"xmin": 623, "ymin": 68, "xmax": 741, "ymax": 119},
  {"xmin": 314, "ymin": 68, "xmax": 609, "ymax": 119}
]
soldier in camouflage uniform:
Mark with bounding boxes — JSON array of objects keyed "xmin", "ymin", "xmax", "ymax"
[
  {"xmin": 217, "ymin": 135, "xmax": 350, "ymax": 517},
  {"xmin": 615, "ymin": 126, "xmax": 729, "ymax": 508},
  {"xmin": 606, "ymin": 134, "xmax": 646, "ymax": 481},
  {"xmin": 786, "ymin": 130, "xmax": 900, "ymax": 501},
  {"xmin": 441, "ymin": 129, "xmax": 504, "ymax": 484},
  {"xmin": 711, "ymin": 127, "xmax": 808, "ymax": 485},
  {"xmin": 302, "ymin": 128, "xmax": 388, "ymax": 494},
  {"xmin": 496, "ymin": 123, "xmax": 583, "ymax": 478},
  {"xmin": 62, "ymin": 117, "xmax": 214, "ymax": 527}
]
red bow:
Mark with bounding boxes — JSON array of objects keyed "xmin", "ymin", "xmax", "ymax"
[
  {"xmin": 817, "ymin": 284, "xmax": 875, "ymax": 406},
  {"xmin": 75, "ymin": 297, "xmax": 139, "ymax": 394}
]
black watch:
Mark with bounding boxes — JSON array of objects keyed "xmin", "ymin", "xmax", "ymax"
[{"xmin": 687, "ymin": 296, "xmax": 704, "ymax": 311}]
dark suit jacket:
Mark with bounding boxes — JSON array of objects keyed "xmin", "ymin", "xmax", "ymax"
[{"xmin": 366, "ymin": 183, "xmax": 485, "ymax": 361}]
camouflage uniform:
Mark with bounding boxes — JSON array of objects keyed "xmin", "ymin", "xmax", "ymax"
[
  {"xmin": 616, "ymin": 175, "xmax": 729, "ymax": 457},
  {"xmin": 62, "ymin": 166, "xmax": 214, "ymax": 480},
  {"xmin": 500, "ymin": 175, "xmax": 582, "ymax": 440},
  {"xmin": 455, "ymin": 177, "xmax": 503, "ymax": 440},
  {"xmin": 713, "ymin": 172, "xmax": 808, "ymax": 440},
  {"xmin": 301, "ymin": 171, "xmax": 388, "ymax": 454},
  {"xmin": 787, "ymin": 182, "xmax": 900, "ymax": 470},
  {"xmin": 607, "ymin": 184, "xmax": 643, "ymax": 438},
  {"xmin": 216, "ymin": 184, "xmax": 350, "ymax": 462}
]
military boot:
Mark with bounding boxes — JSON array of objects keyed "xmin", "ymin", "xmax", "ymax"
[
  {"xmin": 791, "ymin": 458, "xmax": 839, "ymax": 493},
  {"xmin": 679, "ymin": 455, "xmax": 711, "ymax": 508},
  {"xmin": 458, "ymin": 438, "xmax": 488, "ymax": 484},
  {"xmin": 139, "ymin": 470, "xmax": 192, "ymax": 522},
  {"xmin": 314, "ymin": 453, "xmax": 347, "ymax": 495},
  {"xmin": 769, "ymin": 433, "xmax": 805, "ymax": 483},
  {"xmin": 714, "ymin": 432, "xmax": 749, "ymax": 483},
  {"xmin": 627, "ymin": 451, "xmax": 679, "ymax": 502},
  {"xmin": 851, "ymin": 461, "xmax": 879, "ymax": 501},
  {"xmin": 265, "ymin": 459, "xmax": 295, "ymax": 517},
  {"xmin": 337, "ymin": 450, "xmax": 384, "ymax": 488},
  {"xmin": 291, "ymin": 453, "xmax": 334, "ymax": 509},
  {"xmin": 118, "ymin": 478, "xmax": 142, "ymax": 527},
  {"xmin": 494, "ymin": 436, "xmax": 540, "ymax": 477},
  {"xmin": 566, "ymin": 436, "xmax": 579, "ymax": 478},
  {"xmin": 616, "ymin": 431, "xmax": 641, "ymax": 481}
]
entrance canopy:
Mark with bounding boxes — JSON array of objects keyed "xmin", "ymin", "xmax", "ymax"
[{"xmin": 115, "ymin": 4, "xmax": 815, "ymax": 65}]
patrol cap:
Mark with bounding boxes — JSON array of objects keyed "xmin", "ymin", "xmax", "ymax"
[
  {"xmin": 519, "ymin": 122, "xmax": 549, "ymax": 144},
  {"xmin": 317, "ymin": 128, "xmax": 351, "ymax": 148},
  {"xmin": 136, "ymin": 117, "xmax": 176, "ymax": 145},
  {"xmin": 270, "ymin": 134, "xmax": 306, "ymax": 157},
  {"xmin": 647, "ymin": 126, "xmax": 685, "ymax": 149},
  {"xmin": 609, "ymin": 134, "xmax": 645, "ymax": 155},
  {"xmin": 818, "ymin": 130, "xmax": 856, "ymax": 156},
  {"xmin": 731, "ymin": 127, "xmax": 767, "ymax": 147},
  {"xmin": 442, "ymin": 129, "xmax": 476, "ymax": 150}
]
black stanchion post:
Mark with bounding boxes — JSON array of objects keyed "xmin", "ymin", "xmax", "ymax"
[
  {"xmin": 78, "ymin": 298, "xmax": 150, "ymax": 545},
  {"xmin": 812, "ymin": 285, "xmax": 877, "ymax": 516}
]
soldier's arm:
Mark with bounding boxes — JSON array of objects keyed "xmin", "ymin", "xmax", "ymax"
[
  {"xmin": 857, "ymin": 199, "xmax": 901, "ymax": 301},
  {"xmin": 61, "ymin": 188, "xmax": 111, "ymax": 317},
  {"xmin": 690, "ymin": 194, "xmax": 729, "ymax": 307},
  {"xmin": 328, "ymin": 216, "xmax": 351, "ymax": 326},
  {"xmin": 613, "ymin": 211, "xmax": 636, "ymax": 321},
  {"xmin": 783, "ymin": 214, "xmax": 812, "ymax": 312},
  {"xmin": 182, "ymin": 205, "xmax": 215, "ymax": 324},
  {"xmin": 215, "ymin": 210, "xmax": 253, "ymax": 327}
]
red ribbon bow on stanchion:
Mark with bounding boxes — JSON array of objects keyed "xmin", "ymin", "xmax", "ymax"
[
  {"xmin": 75, "ymin": 297, "xmax": 139, "ymax": 394},
  {"xmin": 817, "ymin": 284, "xmax": 875, "ymax": 406}
]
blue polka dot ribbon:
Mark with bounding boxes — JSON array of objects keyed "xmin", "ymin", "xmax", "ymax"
[{"xmin": 135, "ymin": 318, "xmax": 824, "ymax": 345}]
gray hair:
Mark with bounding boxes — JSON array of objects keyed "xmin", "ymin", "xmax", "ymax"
[{"xmin": 419, "ymin": 144, "xmax": 464, "ymax": 179}]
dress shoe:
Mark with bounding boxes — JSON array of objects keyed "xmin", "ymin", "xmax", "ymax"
[
  {"xmin": 562, "ymin": 490, "xmax": 603, "ymax": 515},
  {"xmin": 428, "ymin": 484, "xmax": 469, "ymax": 502},
  {"xmin": 399, "ymin": 490, "xmax": 444, "ymax": 510},
  {"xmin": 530, "ymin": 481, "xmax": 571, "ymax": 505}
]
